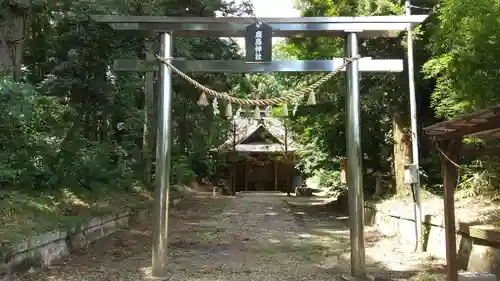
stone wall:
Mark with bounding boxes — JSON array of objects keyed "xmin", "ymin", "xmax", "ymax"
[
  {"xmin": 0, "ymin": 184, "xmax": 191, "ymax": 280},
  {"xmin": 365, "ymin": 204, "xmax": 500, "ymax": 278},
  {"xmin": 0, "ymin": 206, "xmax": 151, "ymax": 281}
]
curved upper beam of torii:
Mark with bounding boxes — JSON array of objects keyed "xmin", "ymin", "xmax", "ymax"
[{"xmin": 89, "ymin": 14, "xmax": 428, "ymax": 281}]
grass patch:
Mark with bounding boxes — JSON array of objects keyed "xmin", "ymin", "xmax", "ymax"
[{"xmin": 0, "ymin": 183, "xmax": 153, "ymax": 247}]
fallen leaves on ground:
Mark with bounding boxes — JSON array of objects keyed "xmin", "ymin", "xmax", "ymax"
[{"xmin": 18, "ymin": 192, "xmax": 445, "ymax": 281}]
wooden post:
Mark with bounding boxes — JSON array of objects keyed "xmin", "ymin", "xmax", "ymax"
[
  {"xmin": 231, "ymin": 120, "xmax": 237, "ymax": 195},
  {"xmin": 284, "ymin": 121, "xmax": 290, "ymax": 196},
  {"xmin": 340, "ymin": 157, "xmax": 347, "ymax": 184},
  {"xmin": 274, "ymin": 161, "xmax": 278, "ymax": 191},
  {"xmin": 439, "ymin": 139, "xmax": 461, "ymax": 281},
  {"xmin": 143, "ymin": 40, "xmax": 156, "ymax": 184},
  {"xmin": 244, "ymin": 161, "xmax": 248, "ymax": 191},
  {"xmin": 110, "ymin": 38, "xmax": 157, "ymax": 185}
]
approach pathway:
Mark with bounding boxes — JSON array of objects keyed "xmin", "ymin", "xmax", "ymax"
[{"xmin": 20, "ymin": 192, "xmax": 444, "ymax": 281}]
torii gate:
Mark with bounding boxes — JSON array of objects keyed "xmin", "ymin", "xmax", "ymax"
[{"xmin": 91, "ymin": 15, "xmax": 427, "ymax": 281}]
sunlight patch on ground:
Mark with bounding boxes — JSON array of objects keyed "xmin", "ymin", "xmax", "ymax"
[
  {"xmin": 139, "ymin": 266, "xmax": 152, "ymax": 277},
  {"xmin": 61, "ymin": 188, "xmax": 89, "ymax": 207},
  {"xmin": 18, "ymin": 192, "xmax": 447, "ymax": 281},
  {"xmin": 286, "ymin": 199, "xmax": 331, "ymax": 206},
  {"xmin": 128, "ymin": 229, "xmax": 151, "ymax": 236},
  {"xmin": 311, "ymin": 228, "xmax": 349, "ymax": 236},
  {"xmin": 25, "ymin": 198, "xmax": 55, "ymax": 212},
  {"xmin": 0, "ymin": 186, "xmax": 152, "ymax": 245},
  {"xmin": 365, "ymin": 238, "xmax": 442, "ymax": 274}
]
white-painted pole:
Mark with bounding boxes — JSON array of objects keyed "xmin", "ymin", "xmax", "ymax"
[{"xmin": 405, "ymin": 0, "xmax": 423, "ymax": 253}]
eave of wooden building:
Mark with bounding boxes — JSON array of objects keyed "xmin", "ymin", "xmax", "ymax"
[
  {"xmin": 423, "ymin": 104, "xmax": 500, "ymax": 281},
  {"xmin": 424, "ymin": 104, "xmax": 500, "ymax": 139}
]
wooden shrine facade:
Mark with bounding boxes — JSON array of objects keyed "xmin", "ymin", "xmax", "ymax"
[
  {"xmin": 424, "ymin": 104, "xmax": 500, "ymax": 281},
  {"xmin": 213, "ymin": 115, "xmax": 297, "ymax": 193},
  {"xmin": 232, "ymin": 151, "xmax": 296, "ymax": 192}
]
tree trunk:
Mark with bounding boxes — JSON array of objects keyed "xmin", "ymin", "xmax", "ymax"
[
  {"xmin": 100, "ymin": 109, "xmax": 109, "ymax": 142},
  {"xmin": 179, "ymin": 100, "xmax": 188, "ymax": 155},
  {"xmin": 143, "ymin": 41, "xmax": 155, "ymax": 184},
  {"xmin": 0, "ymin": 0, "xmax": 30, "ymax": 81},
  {"xmin": 391, "ymin": 108, "xmax": 411, "ymax": 195},
  {"xmin": 90, "ymin": 106, "xmax": 98, "ymax": 141}
]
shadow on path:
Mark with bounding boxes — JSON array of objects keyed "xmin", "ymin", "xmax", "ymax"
[
  {"xmin": 18, "ymin": 192, "xmax": 445, "ymax": 281},
  {"xmin": 284, "ymin": 195, "xmax": 446, "ymax": 281}
]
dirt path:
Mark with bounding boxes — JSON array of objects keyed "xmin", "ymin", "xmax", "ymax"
[{"xmin": 20, "ymin": 192, "xmax": 445, "ymax": 281}]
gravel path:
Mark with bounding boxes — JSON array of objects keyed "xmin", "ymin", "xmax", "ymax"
[{"xmin": 20, "ymin": 192, "xmax": 445, "ymax": 281}]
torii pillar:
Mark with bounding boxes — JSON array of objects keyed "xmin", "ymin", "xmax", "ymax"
[{"xmin": 90, "ymin": 15, "xmax": 428, "ymax": 281}]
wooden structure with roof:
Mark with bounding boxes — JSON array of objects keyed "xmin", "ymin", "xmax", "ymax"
[
  {"xmin": 213, "ymin": 108, "xmax": 298, "ymax": 193},
  {"xmin": 424, "ymin": 104, "xmax": 500, "ymax": 281}
]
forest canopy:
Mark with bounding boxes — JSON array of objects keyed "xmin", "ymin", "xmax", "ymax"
[{"xmin": 1, "ymin": 0, "xmax": 499, "ymax": 201}]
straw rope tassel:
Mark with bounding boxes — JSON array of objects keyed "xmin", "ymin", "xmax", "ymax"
[
  {"xmin": 253, "ymin": 106, "xmax": 261, "ymax": 120},
  {"xmin": 225, "ymin": 102, "xmax": 233, "ymax": 117},
  {"xmin": 307, "ymin": 91, "xmax": 316, "ymax": 105},
  {"xmin": 282, "ymin": 103, "xmax": 289, "ymax": 117},
  {"xmin": 197, "ymin": 92, "xmax": 210, "ymax": 106}
]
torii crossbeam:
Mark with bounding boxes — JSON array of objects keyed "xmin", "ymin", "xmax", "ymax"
[{"xmin": 91, "ymin": 14, "xmax": 427, "ymax": 281}]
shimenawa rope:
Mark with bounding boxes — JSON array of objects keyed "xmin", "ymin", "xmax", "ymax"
[{"xmin": 149, "ymin": 50, "xmax": 361, "ymax": 107}]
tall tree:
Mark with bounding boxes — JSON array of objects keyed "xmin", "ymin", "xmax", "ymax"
[
  {"xmin": 279, "ymin": 0, "xmax": 413, "ymax": 194},
  {"xmin": 0, "ymin": 0, "xmax": 254, "ymax": 194},
  {"xmin": 0, "ymin": 0, "xmax": 30, "ymax": 81},
  {"xmin": 423, "ymin": 0, "xmax": 500, "ymax": 118}
]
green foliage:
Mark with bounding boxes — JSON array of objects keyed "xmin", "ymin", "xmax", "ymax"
[
  {"xmin": 3, "ymin": 0, "xmax": 500, "ymax": 220},
  {"xmin": 171, "ymin": 155, "xmax": 198, "ymax": 185},
  {"xmin": 456, "ymin": 156, "xmax": 500, "ymax": 198},
  {"xmin": 0, "ymin": 76, "xmax": 141, "ymax": 192},
  {"xmin": 423, "ymin": 0, "xmax": 500, "ymax": 118},
  {"xmin": 295, "ymin": 140, "xmax": 340, "ymax": 176},
  {"xmin": 274, "ymin": 0, "xmax": 410, "ymax": 196},
  {"xmin": 0, "ymin": 78, "xmax": 66, "ymax": 189},
  {"xmin": 305, "ymin": 169, "xmax": 346, "ymax": 195},
  {"xmin": 0, "ymin": 0, "xmax": 253, "ymax": 200},
  {"xmin": 421, "ymin": 0, "xmax": 500, "ymax": 196}
]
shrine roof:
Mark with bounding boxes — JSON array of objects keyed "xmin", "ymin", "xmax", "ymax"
[{"xmin": 213, "ymin": 117, "xmax": 297, "ymax": 153}]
